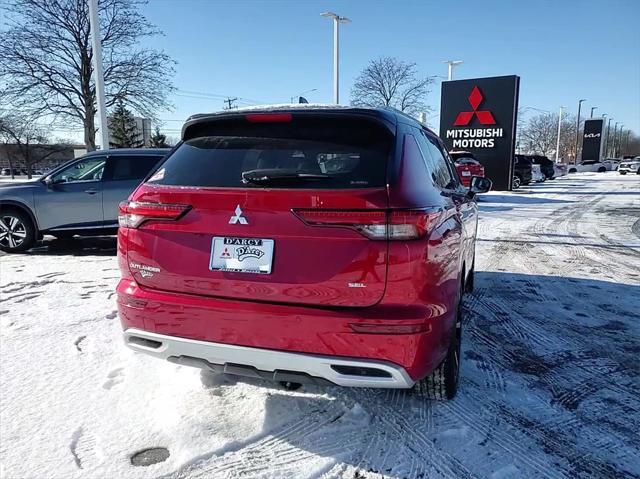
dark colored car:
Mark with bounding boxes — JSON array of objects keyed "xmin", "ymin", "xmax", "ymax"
[
  {"xmin": 513, "ymin": 154, "xmax": 533, "ymax": 189},
  {"xmin": 117, "ymin": 106, "xmax": 491, "ymax": 401},
  {"xmin": 0, "ymin": 148, "xmax": 169, "ymax": 252},
  {"xmin": 529, "ymin": 155, "xmax": 555, "ymax": 180}
]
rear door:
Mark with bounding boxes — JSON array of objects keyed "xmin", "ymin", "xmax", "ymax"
[
  {"xmin": 125, "ymin": 114, "xmax": 394, "ymax": 307},
  {"xmin": 102, "ymin": 155, "xmax": 163, "ymax": 227}
]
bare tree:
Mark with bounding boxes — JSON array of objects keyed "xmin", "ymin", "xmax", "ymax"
[
  {"xmin": 558, "ymin": 114, "xmax": 577, "ymax": 161},
  {"xmin": 622, "ymin": 131, "xmax": 640, "ymax": 157},
  {"xmin": 350, "ymin": 57, "xmax": 433, "ymax": 115},
  {"xmin": 519, "ymin": 112, "xmax": 577, "ymax": 160},
  {"xmin": 519, "ymin": 114, "xmax": 557, "ymax": 157},
  {"xmin": 0, "ymin": 0, "xmax": 175, "ymax": 151}
]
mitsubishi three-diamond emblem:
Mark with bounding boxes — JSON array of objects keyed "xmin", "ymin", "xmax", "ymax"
[
  {"xmin": 453, "ymin": 86, "xmax": 496, "ymax": 126},
  {"xmin": 229, "ymin": 205, "xmax": 248, "ymax": 225}
]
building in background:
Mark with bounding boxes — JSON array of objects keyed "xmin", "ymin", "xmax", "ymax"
[{"xmin": 0, "ymin": 143, "xmax": 76, "ymax": 173}]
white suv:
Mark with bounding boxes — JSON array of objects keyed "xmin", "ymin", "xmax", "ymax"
[{"xmin": 618, "ymin": 157, "xmax": 640, "ymax": 175}]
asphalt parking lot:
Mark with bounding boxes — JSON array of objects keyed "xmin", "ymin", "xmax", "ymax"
[{"xmin": 1, "ymin": 172, "xmax": 639, "ymax": 479}]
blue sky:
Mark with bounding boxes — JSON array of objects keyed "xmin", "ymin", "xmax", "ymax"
[{"xmin": 143, "ymin": 0, "xmax": 639, "ymax": 138}]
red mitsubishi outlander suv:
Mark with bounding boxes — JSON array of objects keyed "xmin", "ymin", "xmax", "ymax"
[{"xmin": 116, "ymin": 106, "xmax": 491, "ymax": 400}]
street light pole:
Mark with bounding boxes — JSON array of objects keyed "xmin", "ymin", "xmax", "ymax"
[
  {"xmin": 443, "ymin": 60, "xmax": 463, "ymax": 81},
  {"xmin": 321, "ymin": 12, "xmax": 351, "ymax": 104},
  {"xmin": 574, "ymin": 99, "xmax": 586, "ymax": 164},
  {"xmin": 555, "ymin": 106, "xmax": 565, "ymax": 163},
  {"xmin": 617, "ymin": 125, "xmax": 624, "ymax": 157},
  {"xmin": 88, "ymin": 0, "xmax": 109, "ymax": 150},
  {"xmin": 590, "ymin": 106, "xmax": 598, "ymax": 118},
  {"xmin": 605, "ymin": 118, "xmax": 613, "ymax": 157},
  {"xmin": 601, "ymin": 114, "xmax": 607, "ymax": 156},
  {"xmin": 613, "ymin": 122, "xmax": 619, "ymax": 157}
]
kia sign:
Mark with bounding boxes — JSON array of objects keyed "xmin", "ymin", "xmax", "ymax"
[
  {"xmin": 440, "ymin": 75, "xmax": 520, "ymax": 191},
  {"xmin": 581, "ymin": 119, "xmax": 605, "ymax": 162}
]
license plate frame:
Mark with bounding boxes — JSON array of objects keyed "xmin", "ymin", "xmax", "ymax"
[{"xmin": 209, "ymin": 236, "xmax": 275, "ymax": 274}]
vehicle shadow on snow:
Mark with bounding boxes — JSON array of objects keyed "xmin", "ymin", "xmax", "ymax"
[
  {"xmin": 25, "ymin": 235, "xmax": 117, "ymax": 256},
  {"xmin": 478, "ymin": 194, "xmax": 574, "ymax": 205},
  {"xmin": 190, "ymin": 271, "xmax": 640, "ymax": 478}
]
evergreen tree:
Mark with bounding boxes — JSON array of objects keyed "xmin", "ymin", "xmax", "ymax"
[
  {"xmin": 149, "ymin": 126, "xmax": 169, "ymax": 148},
  {"xmin": 109, "ymin": 101, "xmax": 142, "ymax": 148}
]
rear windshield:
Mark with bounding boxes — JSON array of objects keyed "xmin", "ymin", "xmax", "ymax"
[
  {"xmin": 455, "ymin": 158, "xmax": 477, "ymax": 165},
  {"xmin": 147, "ymin": 117, "xmax": 392, "ymax": 189}
]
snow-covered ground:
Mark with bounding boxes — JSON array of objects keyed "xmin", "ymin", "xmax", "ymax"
[
  {"xmin": 0, "ymin": 176, "xmax": 41, "ymax": 183},
  {"xmin": 1, "ymin": 172, "xmax": 639, "ymax": 479}
]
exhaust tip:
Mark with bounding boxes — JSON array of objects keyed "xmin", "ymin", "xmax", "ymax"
[
  {"xmin": 330, "ymin": 365, "xmax": 392, "ymax": 378},
  {"xmin": 128, "ymin": 336, "xmax": 163, "ymax": 349}
]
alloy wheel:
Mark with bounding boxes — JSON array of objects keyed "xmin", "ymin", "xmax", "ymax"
[{"xmin": 0, "ymin": 215, "xmax": 27, "ymax": 249}]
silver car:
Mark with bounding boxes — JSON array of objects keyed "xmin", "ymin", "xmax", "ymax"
[{"xmin": 0, "ymin": 148, "xmax": 169, "ymax": 252}]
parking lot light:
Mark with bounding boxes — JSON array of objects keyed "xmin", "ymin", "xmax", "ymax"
[
  {"xmin": 590, "ymin": 106, "xmax": 598, "ymax": 118},
  {"xmin": 574, "ymin": 99, "xmax": 586, "ymax": 164},
  {"xmin": 321, "ymin": 12, "xmax": 351, "ymax": 104},
  {"xmin": 88, "ymin": 0, "xmax": 109, "ymax": 150},
  {"xmin": 555, "ymin": 106, "xmax": 565, "ymax": 163},
  {"xmin": 606, "ymin": 118, "xmax": 613, "ymax": 157},
  {"xmin": 443, "ymin": 60, "xmax": 463, "ymax": 81}
]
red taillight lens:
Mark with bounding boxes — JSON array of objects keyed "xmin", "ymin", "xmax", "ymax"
[
  {"xmin": 118, "ymin": 201, "xmax": 191, "ymax": 229},
  {"xmin": 387, "ymin": 210, "xmax": 440, "ymax": 240},
  {"xmin": 245, "ymin": 113, "xmax": 292, "ymax": 123},
  {"xmin": 293, "ymin": 209, "xmax": 440, "ymax": 240},
  {"xmin": 349, "ymin": 322, "xmax": 431, "ymax": 334}
]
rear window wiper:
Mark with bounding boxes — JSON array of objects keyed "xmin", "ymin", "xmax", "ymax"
[{"xmin": 242, "ymin": 169, "xmax": 330, "ymax": 185}]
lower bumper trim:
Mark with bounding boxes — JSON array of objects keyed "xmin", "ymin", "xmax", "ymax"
[{"xmin": 123, "ymin": 328, "xmax": 415, "ymax": 388}]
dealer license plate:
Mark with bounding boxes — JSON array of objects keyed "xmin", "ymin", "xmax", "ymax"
[{"xmin": 210, "ymin": 237, "xmax": 274, "ymax": 274}]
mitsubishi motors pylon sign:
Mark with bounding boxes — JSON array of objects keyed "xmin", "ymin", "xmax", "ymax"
[{"xmin": 440, "ymin": 75, "xmax": 520, "ymax": 191}]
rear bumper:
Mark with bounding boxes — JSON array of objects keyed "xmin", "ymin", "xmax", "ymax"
[
  {"xmin": 124, "ymin": 328, "xmax": 415, "ymax": 388},
  {"xmin": 117, "ymin": 279, "xmax": 454, "ymax": 382}
]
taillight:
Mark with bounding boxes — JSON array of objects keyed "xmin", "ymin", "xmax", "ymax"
[
  {"xmin": 118, "ymin": 201, "xmax": 191, "ymax": 229},
  {"xmin": 293, "ymin": 209, "xmax": 440, "ymax": 240},
  {"xmin": 349, "ymin": 322, "xmax": 431, "ymax": 334},
  {"xmin": 387, "ymin": 210, "xmax": 440, "ymax": 240}
]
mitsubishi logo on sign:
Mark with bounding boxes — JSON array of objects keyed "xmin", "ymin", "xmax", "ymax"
[
  {"xmin": 453, "ymin": 86, "xmax": 496, "ymax": 126},
  {"xmin": 229, "ymin": 205, "xmax": 248, "ymax": 225}
]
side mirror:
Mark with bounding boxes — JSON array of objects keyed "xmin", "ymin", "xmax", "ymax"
[
  {"xmin": 468, "ymin": 176, "xmax": 492, "ymax": 196},
  {"xmin": 44, "ymin": 177, "xmax": 54, "ymax": 188}
]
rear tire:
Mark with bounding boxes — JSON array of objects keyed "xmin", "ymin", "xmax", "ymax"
[
  {"xmin": 0, "ymin": 208, "xmax": 36, "ymax": 253},
  {"xmin": 512, "ymin": 176, "xmax": 521, "ymax": 189},
  {"xmin": 465, "ymin": 261, "xmax": 475, "ymax": 294},
  {"xmin": 568, "ymin": 168, "xmax": 577, "ymax": 173},
  {"xmin": 619, "ymin": 171, "xmax": 627, "ymax": 175},
  {"xmin": 597, "ymin": 167, "xmax": 606, "ymax": 173},
  {"xmin": 413, "ymin": 291, "xmax": 462, "ymax": 400}
]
